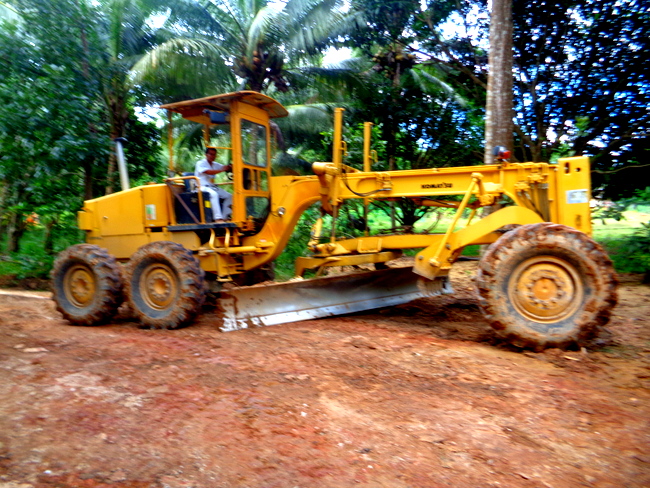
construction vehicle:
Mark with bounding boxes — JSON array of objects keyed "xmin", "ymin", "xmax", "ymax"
[{"xmin": 51, "ymin": 91, "xmax": 617, "ymax": 350}]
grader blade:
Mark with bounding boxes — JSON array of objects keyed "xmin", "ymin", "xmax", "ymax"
[{"xmin": 218, "ymin": 266, "xmax": 452, "ymax": 332}]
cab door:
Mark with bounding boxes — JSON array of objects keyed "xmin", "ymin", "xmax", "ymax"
[{"xmin": 231, "ymin": 101, "xmax": 272, "ymax": 231}]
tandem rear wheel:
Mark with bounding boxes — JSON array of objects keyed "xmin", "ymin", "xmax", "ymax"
[
  {"xmin": 125, "ymin": 241, "xmax": 206, "ymax": 329},
  {"xmin": 51, "ymin": 244, "xmax": 124, "ymax": 325}
]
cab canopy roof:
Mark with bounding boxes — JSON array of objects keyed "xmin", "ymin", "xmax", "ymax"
[{"xmin": 159, "ymin": 91, "xmax": 288, "ymax": 124}]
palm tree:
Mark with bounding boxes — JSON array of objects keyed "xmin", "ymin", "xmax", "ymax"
[
  {"xmin": 133, "ymin": 0, "xmax": 360, "ymax": 97},
  {"xmin": 96, "ymin": 0, "xmax": 170, "ymax": 192}
]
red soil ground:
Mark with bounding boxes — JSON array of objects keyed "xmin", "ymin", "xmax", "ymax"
[{"xmin": 0, "ymin": 262, "xmax": 648, "ymax": 487}]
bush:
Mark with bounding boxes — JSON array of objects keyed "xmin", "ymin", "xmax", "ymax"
[
  {"xmin": 273, "ymin": 205, "xmax": 321, "ymax": 281},
  {"xmin": 0, "ymin": 214, "xmax": 83, "ymax": 285},
  {"xmin": 13, "ymin": 252, "xmax": 55, "ymax": 280},
  {"xmin": 604, "ymin": 222, "xmax": 650, "ymax": 283}
]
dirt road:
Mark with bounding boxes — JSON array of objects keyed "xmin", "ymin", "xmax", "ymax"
[{"xmin": 0, "ymin": 262, "xmax": 648, "ymax": 488}]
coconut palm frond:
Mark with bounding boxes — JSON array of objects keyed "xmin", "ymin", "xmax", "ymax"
[
  {"xmin": 246, "ymin": 5, "xmax": 284, "ymax": 57},
  {"xmin": 290, "ymin": 66, "xmax": 368, "ymax": 97},
  {"xmin": 133, "ymin": 37, "xmax": 228, "ymax": 78},
  {"xmin": 411, "ymin": 66, "xmax": 467, "ymax": 106},
  {"xmin": 131, "ymin": 37, "xmax": 237, "ymax": 100},
  {"xmin": 285, "ymin": 0, "xmax": 347, "ymax": 55},
  {"xmin": 323, "ymin": 55, "xmax": 372, "ymax": 71},
  {"xmin": 275, "ymin": 103, "xmax": 334, "ymax": 141}
]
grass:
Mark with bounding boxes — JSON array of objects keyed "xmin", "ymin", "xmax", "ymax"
[
  {"xmin": 0, "ymin": 258, "xmax": 22, "ymax": 277},
  {"xmin": 593, "ymin": 210, "xmax": 650, "ymax": 275},
  {"xmin": 592, "ymin": 207, "xmax": 650, "ymax": 240}
]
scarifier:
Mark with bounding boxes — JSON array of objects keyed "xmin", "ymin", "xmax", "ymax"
[{"xmin": 51, "ymin": 91, "xmax": 617, "ymax": 350}]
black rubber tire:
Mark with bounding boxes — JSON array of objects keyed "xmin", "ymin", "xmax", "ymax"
[
  {"xmin": 476, "ymin": 223, "xmax": 618, "ymax": 350},
  {"xmin": 125, "ymin": 241, "xmax": 205, "ymax": 329},
  {"xmin": 51, "ymin": 244, "xmax": 124, "ymax": 326}
]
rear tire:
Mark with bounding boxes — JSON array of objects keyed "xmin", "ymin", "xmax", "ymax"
[
  {"xmin": 51, "ymin": 244, "xmax": 123, "ymax": 325},
  {"xmin": 125, "ymin": 241, "xmax": 205, "ymax": 329},
  {"xmin": 476, "ymin": 223, "xmax": 617, "ymax": 350}
]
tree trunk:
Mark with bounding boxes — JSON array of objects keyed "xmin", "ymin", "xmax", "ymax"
[
  {"xmin": 484, "ymin": 0, "xmax": 514, "ymax": 164},
  {"xmin": 43, "ymin": 217, "xmax": 58, "ymax": 254},
  {"xmin": 83, "ymin": 158, "xmax": 94, "ymax": 201},
  {"xmin": 6, "ymin": 212, "xmax": 26, "ymax": 254},
  {"xmin": 0, "ymin": 184, "xmax": 8, "ymax": 249}
]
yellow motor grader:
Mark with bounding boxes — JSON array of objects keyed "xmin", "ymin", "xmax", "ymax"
[{"xmin": 51, "ymin": 91, "xmax": 617, "ymax": 350}]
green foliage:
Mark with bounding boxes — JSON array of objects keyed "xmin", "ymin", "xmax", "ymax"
[
  {"xmin": 12, "ymin": 251, "xmax": 54, "ymax": 280},
  {"xmin": 412, "ymin": 0, "xmax": 649, "ymax": 197},
  {"xmin": 632, "ymin": 187, "xmax": 650, "ymax": 202},
  {"xmin": 0, "ymin": 216, "xmax": 82, "ymax": 282},
  {"xmin": 343, "ymin": 2, "xmax": 484, "ymax": 169},
  {"xmin": 0, "ymin": 0, "xmax": 164, "ymax": 273},
  {"xmin": 594, "ymin": 189, "xmax": 650, "ymax": 278},
  {"xmin": 511, "ymin": 0, "xmax": 649, "ymax": 191},
  {"xmin": 135, "ymin": 0, "xmax": 359, "ymax": 99},
  {"xmin": 274, "ymin": 205, "xmax": 322, "ymax": 280},
  {"xmin": 122, "ymin": 111, "xmax": 166, "ymax": 183},
  {"xmin": 600, "ymin": 222, "xmax": 650, "ymax": 277},
  {"xmin": 592, "ymin": 201, "xmax": 629, "ymax": 225},
  {"xmin": 0, "ymin": 9, "xmax": 108, "ymax": 252}
]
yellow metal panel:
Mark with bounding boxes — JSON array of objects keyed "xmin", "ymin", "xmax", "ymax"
[
  {"xmin": 237, "ymin": 101, "xmax": 270, "ymax": 122},
  {"xmin": 554, "ymin": 157, "xmax": 592, "ymax": 235},
  {"xmin": 99, "ymin": 234, "xmax": 151, "ymax": 259},
  {"xmin": 230, "ymin": 101, "xmax": 272, "ymax": 224},
  {"xmin": 78, "ymin": 209, "xmax": 93, "ymax": 231},
  {"xmin": 80, "ymin": 200, "xmax": 102, "ymax": 241},
  {"xmin": 197, "ymin": 252, "xmax": 241, "ymax": 276},
  {"xmin": 142, "ymin": 185, "xmax": 170, "ymax": 227},
  {"xmin": 96, "ymin": 188, "xmax": 145, "ymax": 236},
  {"xmin": 160, "ymin": 90, "xmax": 288, "ymax": 122},
  {"xmin": 168, "ymin": 231, "xmax": 202, "ymax": 251},
  {"xmin": 93, "ymin": 232, "xmax": 200, "ymax": 260}
]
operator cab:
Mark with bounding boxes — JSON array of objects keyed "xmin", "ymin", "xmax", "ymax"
[{"xmin": 160, "ymin": 91, "xmax": 289, "ymax": 233}]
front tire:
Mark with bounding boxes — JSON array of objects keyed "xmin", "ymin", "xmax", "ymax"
[
  {"xmin": 125, "ymin": 241, "xmax": 205, "ymax": 329},
  {"xmin": 476, "ymin": 223, "xmax": 617, "ymax": 350},
  {"xmin": 51, "ymin": 244, "xmax": 123, "ymax": 325}
]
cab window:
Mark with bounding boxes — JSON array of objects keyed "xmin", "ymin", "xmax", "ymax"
[{"xmin": 241, "ymin": 119, "xmax": 268, "ymax": 167}]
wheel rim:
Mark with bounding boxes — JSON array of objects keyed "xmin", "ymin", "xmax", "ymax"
[
  {"xmin": 509, "ymin": 256, "xmax": 584, "ymax": 323},
  {"xmin": 63, "ymin": 264, "xmax": 96, "ymax": 308},
  {"xmin": 139, "ymin": 263, "xmax": 179, "ymax": 311}
]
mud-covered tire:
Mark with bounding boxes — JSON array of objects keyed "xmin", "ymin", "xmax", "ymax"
[
  {"xmin": 125, "ymin": 241, "xmax": 205, "ymax": 329},
  {"xmin": 476, "ymin": 223, "xmax": 618, "ymax": 350},
  {"xmin": 51, "ymin": 244, "xmax": 124, "ymax": 326}
]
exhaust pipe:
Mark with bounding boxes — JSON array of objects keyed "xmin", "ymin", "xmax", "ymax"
[{"xmin": 114, "ymin": 137, "xmax": 130, "ymax": 191}]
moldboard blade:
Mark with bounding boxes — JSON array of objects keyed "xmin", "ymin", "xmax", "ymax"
[{"xmin": 218, "ymin": 266, "xmax": 451, "ymax": 332}]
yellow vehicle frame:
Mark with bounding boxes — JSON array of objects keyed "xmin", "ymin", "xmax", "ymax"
[
  {"xmin": 55, "ymin": 90, "xmax": 618, "ymax": 351},
  {"xmin": 77, "ymin": 92, "xmax": 591, "ymax": 287}
]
